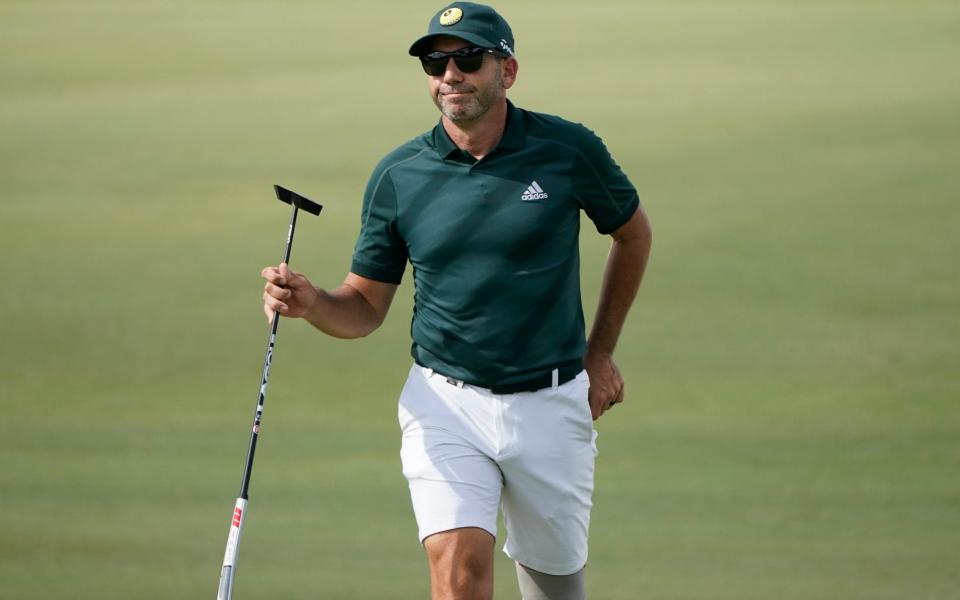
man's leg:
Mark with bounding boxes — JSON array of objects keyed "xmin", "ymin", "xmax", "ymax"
[
  {"xmin": 515, "ymin": 563, "xmax": 586, "ymax": 600},
  {"xmin": 399, "ymin": 366, "xmax": 504, "ymax": 599},
  {"xmin": 498, "ymin": 372, "xmax": 597, "ymax": 583},
  {"xmin": 424, "ymin": 527, "xmax": 496, "ymax": 600}
]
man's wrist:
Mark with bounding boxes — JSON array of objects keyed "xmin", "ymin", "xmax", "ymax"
[
  {"xmin": 302, "ymin": 287, "xmax": 325, "ymax": 323},
  {"xmin": 585, "ymin": 347, "xmax": 613, "ymax": 362}
]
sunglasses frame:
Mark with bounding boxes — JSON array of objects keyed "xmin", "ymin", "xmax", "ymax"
[{"xmin": 419, "ymin": 46, "xmax": 509, "ymax": 76}]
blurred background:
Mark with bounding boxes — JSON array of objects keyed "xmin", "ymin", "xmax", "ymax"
[{"xmin": 2, "ymin": 1, "xmax": 958, "ymax": 598}]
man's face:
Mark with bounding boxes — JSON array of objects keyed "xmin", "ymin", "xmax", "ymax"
[{"xmin": 425, "ymin": 36, "xmax": 516, "ymax": 124}]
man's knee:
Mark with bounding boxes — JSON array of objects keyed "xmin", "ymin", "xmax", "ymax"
[
  {"xmin": 515, "ymin": 563, "xmax": 586, "ymax": 600},
  {"xmin": 424, "ymin": 528, "xmax": 495, "ymax": 597}
]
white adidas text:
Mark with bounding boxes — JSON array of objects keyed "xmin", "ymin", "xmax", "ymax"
[{"xmin": 521, "ymin": 181, "xmax": 549, "ymax": 201}]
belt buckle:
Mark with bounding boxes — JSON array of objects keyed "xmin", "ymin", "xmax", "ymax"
[{"xmin": 445, "ymin": 376, "xmax": 465, "ymax": 389}]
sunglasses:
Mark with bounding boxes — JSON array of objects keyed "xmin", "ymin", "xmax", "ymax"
[{"xmin": 419, "ymin": 46, "xmax": 506, "ymax": 76}]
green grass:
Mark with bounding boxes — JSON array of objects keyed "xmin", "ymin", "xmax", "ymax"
[{"xmin": 2, "ymin": 0, "xmax": 959, "ymax": 598}]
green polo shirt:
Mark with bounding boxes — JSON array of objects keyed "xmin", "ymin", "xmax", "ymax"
[{"xmin": 351, "ymin": 100, "xmax": 639, "ymax": 387}]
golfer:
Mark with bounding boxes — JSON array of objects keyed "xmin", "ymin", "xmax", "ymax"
[{"xmin": 262, "ymin": 3, "xmax": 652, "ymax": 598}]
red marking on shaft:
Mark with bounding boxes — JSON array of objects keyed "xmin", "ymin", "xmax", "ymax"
[{"xmin": 232, "ymin": 507, "xmax": 243, "ymax": 527}]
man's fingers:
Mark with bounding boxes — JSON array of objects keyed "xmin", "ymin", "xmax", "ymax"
[
  {"xmin": 278, "ymin": 262, "xmax": 294, "ymax": 286},
  {"xmin": 584, "ymin": 355, "xmax": 625, "ymax": 419},
  {"xmin": 264, "ymin": 282, "xmax": 292, "ymax": 300},
  {"xmin": 261, "ymin": 266, "xmax": 286, "ymax": 286},
  {"xmin": 279, "ymin": 262, "xmax": 311, "ymax": 290},
  {"xmin": 263, "ymin": 264, "xmax": 308, "ymax": 289},
  {"xmin": 262, "ymin": 291, "xmax": 288, "ymax": 314},
  {"xmin": 612, "ymin": 382, "xmax": 625, "ymax": 406},
  {"xmin": 605, "ymin": 391, "xmax": 616, "ymax": 411},
  {"xmin": 597, "ymin": 381, "xmax": 623, "ymax": 417}
]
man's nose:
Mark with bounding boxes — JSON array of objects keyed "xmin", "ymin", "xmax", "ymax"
[{"xmin": 441, "ymin": 58, "xmax": 464, "ymax": 81}]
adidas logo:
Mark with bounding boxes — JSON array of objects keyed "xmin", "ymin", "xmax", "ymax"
[{"xmin": 521, "ymin": 181, "xmax": 549, "ymax": 201}]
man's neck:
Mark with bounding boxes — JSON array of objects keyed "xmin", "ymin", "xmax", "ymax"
[{"xmin": 441, "ymin": 100, "xmax": 508, "ymax": 161}]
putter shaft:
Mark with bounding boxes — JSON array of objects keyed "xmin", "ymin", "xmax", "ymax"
[{"xmin": 217, "ymin": 186, "xmax": 322, "ymax": 600}]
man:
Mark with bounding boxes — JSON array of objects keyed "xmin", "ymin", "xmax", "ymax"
[{"xmin": 261, "ymin": 3, "xmax": 652, "ymax": 598}]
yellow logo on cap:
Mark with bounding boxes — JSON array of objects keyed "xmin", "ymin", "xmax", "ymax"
[{"xmin": 439, "ymin": 7, "xmax": 463, "ymax": 26}]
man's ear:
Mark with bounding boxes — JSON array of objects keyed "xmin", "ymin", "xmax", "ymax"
[{"xmin": 501, "ymin": 57, "xmax": 519, "ymax": 90}]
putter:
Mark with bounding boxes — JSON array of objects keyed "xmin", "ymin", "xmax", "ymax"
[{"xmin": 217, "ymin": 185, "xmax": 322, "ymax": 600}]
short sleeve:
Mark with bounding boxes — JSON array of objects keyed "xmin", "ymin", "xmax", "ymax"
[
  {"xmin": 572, "ymin": 125, "xmax": 640, "ymax": 235},
  {"xmin": 351, "ymin": 168, "xmax": 408, "ymax": 284}
]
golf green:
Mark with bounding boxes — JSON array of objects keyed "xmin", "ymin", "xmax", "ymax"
[{"xmin": 2, "ymin": 1, "xmax": 958, "ymax": 598}]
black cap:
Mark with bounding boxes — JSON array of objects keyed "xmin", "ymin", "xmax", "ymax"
[{"xmin": 408, "ymin": 2, "xmax": 514, "ymax": 57}]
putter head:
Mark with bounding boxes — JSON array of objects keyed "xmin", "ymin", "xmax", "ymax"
[{"xmin": 274, "ymin": 185, "xmax": 323, "ymax": 216}]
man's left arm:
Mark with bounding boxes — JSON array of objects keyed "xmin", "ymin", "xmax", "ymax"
[{"xmin": 585, "ymin": 205, "xmax": 653, "ymax": 420}]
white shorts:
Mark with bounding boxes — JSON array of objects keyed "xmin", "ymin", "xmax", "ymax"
[{"xmin": 398, "ymin": 363, "xmax": 598, "ymax": 576}]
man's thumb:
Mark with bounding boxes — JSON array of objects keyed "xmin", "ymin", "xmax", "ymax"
[{"xmin": 278, "ymin": 262, "xmax": 304, "ymax": 288}]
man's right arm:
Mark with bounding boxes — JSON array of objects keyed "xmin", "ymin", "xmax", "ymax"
[{"xmin": 262, "ymin": 263, "xmax": 398, "ymax": 339}]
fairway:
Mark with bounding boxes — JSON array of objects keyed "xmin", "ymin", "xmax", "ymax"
[{"xmin": 2, "ymin": 1, "xmax": 959, "ymax": 598}]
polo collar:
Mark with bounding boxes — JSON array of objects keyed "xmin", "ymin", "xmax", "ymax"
[
  {"xmin": 498, "ymin": 100, "xmax": 526, "ymax": 150},
  {"xmin": 431, "ymin": 99, "xmax": 526, "ymax": 159}
]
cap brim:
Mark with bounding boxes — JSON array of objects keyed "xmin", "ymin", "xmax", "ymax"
[{"xmin": 408, "ymin": 31, "xmax": 497, "ymax": 56}]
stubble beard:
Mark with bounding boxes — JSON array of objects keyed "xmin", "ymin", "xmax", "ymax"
[{"xmin": 434, "ymin": 68, "xmax": 505, "ymax": 124}]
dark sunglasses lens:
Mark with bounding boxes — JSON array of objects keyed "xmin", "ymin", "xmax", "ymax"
[
  {"xmin": 421, "ymin": 58, "xmax": 447, "ymax": 76},
  {"xmin": 453, "ymin": 54, "xmax": 484, "ymax": 73},
  {"xmin": 420, "ymin": 48, "xmax": 487, "ymax": 76}
]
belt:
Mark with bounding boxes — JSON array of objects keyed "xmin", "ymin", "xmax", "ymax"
[{"xmin": 416, "ymin": 360, "xmax": 583, "ymax": 395}]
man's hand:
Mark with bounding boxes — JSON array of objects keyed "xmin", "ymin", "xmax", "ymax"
[
  {"xmin": 261, "ymin": 262, "xmax": 320, "ymax": 322},
  {"xmin": 584, "ymin": 351, "xmax": 624, "ymax": 420}
]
